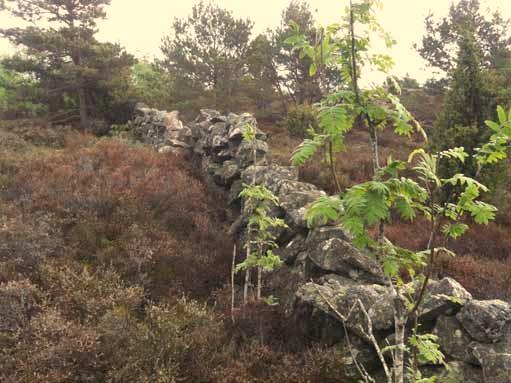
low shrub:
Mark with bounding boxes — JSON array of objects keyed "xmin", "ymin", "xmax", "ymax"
[{"xmin": 280, "ymin": 104, "xmax": 319, "ymax": 138}]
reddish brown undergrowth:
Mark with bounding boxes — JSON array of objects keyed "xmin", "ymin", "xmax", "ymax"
[{"xmin": 1, "ymin": 124, "xmax": 356, "ymax": 383}]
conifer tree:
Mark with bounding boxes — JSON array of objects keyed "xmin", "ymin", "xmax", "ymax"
[
  {"xmin": 0, "ymin": 0, "xmax": 134, "ymax": 129},
  {"xmin": 432, "ymin": 29, "xmax": 505, "ymax": 190}
]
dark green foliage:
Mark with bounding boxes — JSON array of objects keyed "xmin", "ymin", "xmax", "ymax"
[
  {"xmin": 0, "ymin": 62, "xmax": 47, "ymax": 119},
  {"xmin": 159, "ymin": 1, "xmax": 253, "ymax": 116},
  {"xmin": 274, "ymin": 1, "xmax": 323, "ymax": 105},
  {"xmin": 280, "ymin": 104, "xmax": 319, "ymax": 137},
  {"xmin": 431, "ymin": 30, "xmax": 507, "ymax": 192},
  {"xmin": 130, "ymin": 61, "xmax": 172, "ymax": 110},
  {"xmin": 418, "ymin": 0, "xmax": 511, "ymax": 73},
  {"xmin": 0, "ymin": 0, "xmax": 136, "ymax": 128}
]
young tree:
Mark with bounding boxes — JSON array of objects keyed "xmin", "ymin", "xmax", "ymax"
[
  {"xmin": 0, "ymin": 0, "xmax": 134, "ymax": 128},
  {"xmin": 418, "ymin": 0, "xmax": 511, "ymax": 74},
  {"xmin": 288, "ymin": 1, "xmax": 504, "ymax": 382},
  {"xmin": 275, "ymin": 0, "xmax": 321, "ymax": 105},
  {"xmin": 244, "ymin": 34, "xmax": 282, "ymax": 115},
  {"xmin": 159, "ymin": 1, "xmax": 253, "ymax": 114},
  {"xmin": 289, "ymin": 0, "xmax": 412, "ymax": 192},
  {"xmin": 131, "ymin": 60, "xmax": 173, "ymax": 110},
  {"xmin": 237, "ymin": 124, "xmax": 287, "ymax": 304},
  {"xmin": 0, "ymin": 61, "xmax": 46, "ymax": 119}
]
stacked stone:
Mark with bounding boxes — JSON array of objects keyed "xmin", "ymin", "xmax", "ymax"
[
  {"xmin": 128, "ymin": 103, "xmax": 193, "ymax": 155},
  {"xmin": 128, "ymin": 107, "xmax": 511, "ymax": 382}
]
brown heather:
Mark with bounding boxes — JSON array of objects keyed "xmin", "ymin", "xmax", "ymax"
[{"xmin": 0, "ymin": 125, "xmax": 361, "ymax": 383}]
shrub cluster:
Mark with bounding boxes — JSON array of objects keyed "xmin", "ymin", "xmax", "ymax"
[
  {"xmin": 1, "ymin": 127, "xmax": 359, "ymax": 382},
  {"xmin": 0, "ymin": 129, "xmax": 233, "ymax": 381},
  {"xmin": 280, "ymin": 104, "xmax": 319, "ymax": 138}
]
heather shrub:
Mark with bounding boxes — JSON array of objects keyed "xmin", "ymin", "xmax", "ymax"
[
  {"xmin": 0, "ymin": 119, "xmax": 70, "ymax": 148},
  {"xmin": 38, "ymin": 262, "xmax": 145, "ymax": 323},
  {"xmin": 0, "ymin": 279, "xmax": 43, "ymax": 338},
  {"xmin": 1, "ymin": 135, "xmax": 232, "ymax": 298},
  {"xmin": 97, "ymin": 299, "xmax": 225, "ymax": 383}
]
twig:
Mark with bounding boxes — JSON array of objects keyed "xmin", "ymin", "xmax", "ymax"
[
  {"xmin": 231, "ymin": 243, "xmax": 236, "ymax": 324},
  {"xmin": 312, "ymin": 283, "xmax": 377, "ymax": 383}
]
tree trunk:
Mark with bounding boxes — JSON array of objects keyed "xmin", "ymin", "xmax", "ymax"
[
  {"xmin": 231, "ymin": 244, "xmax": 236, "ymax": 322},
  {"xmin": 243, "ymin": 268, "xmax": 250, "ymax": 305},
  {"xmin": 78, "ymin": 86, "xmax": 89, "ymax": 130},
  {"xmin": 393, "ymin": 289, "xmax": 407, "ymax": 383},
  {"xmin": 257, "ymin": 266, "xmax": 262, "ymax": 300}
]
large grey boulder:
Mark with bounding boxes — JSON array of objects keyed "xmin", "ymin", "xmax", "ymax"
[
  {"xmin": 471, "ymin": 345, "xmax": 511, "ymax": 383},
  {"xmin": 433, "ymin": 315, "xmax": 479, "ymax": 365},
  {"xmin": 470, "ymin": 324, "xmax": 511, "ymax": 383},
  {"xmin": 241, "ymin": 165, "xmax": 298, "ymax": 193},
  {"xmin": 294, "ymin": 281, "xmax": 395, "ymax": 342},
  {"xmin": 279, "ymin": 188, "xmax": 326, "ymax": 230},
  {"xmin": 235, "ymin": 140, "xmax": 268, "ymax": 168},
  {"xmin": 328, "ymin": 337, "xmax": 383, "ymax": 380},
  {"xmin": 419, "ymin": 277, "xmax": 473, "ymax": 323},
  {"xmin": 457, "ymin": 299, "xmax": 511, "ymax": 343},
  {"xmin": 226, "ymin": 113, "xmax": 264, "ymax": 142},
  {"xmin": 306, "ymin": 226, "xmax": 351, "ymax": 245},
  {"xmin": 198, "ymin": 108, "xmax": 223, "ymax": 123},
  {"xmin": 293, "ymin": 282, "xmax": 347, "ymax": 344},
  {"xmin": 130, "ymin": 107, "xmax": 192, "ymax": 154},
  {"xmin": 273, "ymin": 234, "xmax": 306, "ymax": 265},
  {"xmin": 308, "ymin": 237, "xmax": 384, "ymax": 283}
]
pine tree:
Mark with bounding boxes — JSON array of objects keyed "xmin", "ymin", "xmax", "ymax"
[
  {"xmin": 432, "ymin": 29, "xmax": 505, "ymax": 191},
  {"xmin": 0, "ymin": 0, "xmax": 134, "ymax": 129}
]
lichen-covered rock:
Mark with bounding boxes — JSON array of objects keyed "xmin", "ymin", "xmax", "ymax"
[
  {"xmin": 433, "ymin": 315, "xmax": 479, "ymax": 365},
  {"xmin": 198, "ymin": 108, "xmax": 223, "ymax": 123},
  {"xmin": 130, "ymin": 107, "xmax": 192, "ymax": 154},
  {"xmin": 432, "ymin": 361, "xmax": 483, "ymax": 383},
  {"xmin": 274, "ymin": 234, "xmax": 306, "ymax": 265},
  {"xmin": 241, "ymin": 165, "xmax": 298, "ymax": 193},
  {"xmin": 419, "ymin": 277, "xmax": 473, "ymax": 323},
  {"xmin": 293, "ymin": 282, "xmax": 347, "ymax": 344},
  {"xmin": 294, "ymin": 281, "xmax": 395, "ymax": 342},
  {"xmin": 308, "ymin": 237, "xmax": 384, "ymax": 283},
  {"xmin": 280, "ymin": 188, "xmax": 326, "ymax": 230},
  {"xmin": 468, "ymin": 324, "xmax": 511, "ymax": 382},
  {"xmin": 330, "ymin": 337, "xmax": 383, "ymax": 380},
  {"xmin": 212, "ymin": 160, "xmax": 240, "ymax": 187},
  {"xmin": 306, "ymin": 226, "xmax": 351, "ymax": 245},
  {"xmin": 235, "ymin": 139, "xmax": 268, "ymax": 168},
  {"xmin": 457, "ymin": 299, "xmax": 511, "ymax": 343},
  {"xmin": 471, "ymin": 346, "xmax": 511, "ymax": 383},
  {"xmin": 226, "ymin": 113, "xmax": 263, "ymax": 142}
]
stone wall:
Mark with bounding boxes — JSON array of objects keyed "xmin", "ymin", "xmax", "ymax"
[{"xmin": 130, "ymin": 104, "xmax": 511, "ymax": 383}]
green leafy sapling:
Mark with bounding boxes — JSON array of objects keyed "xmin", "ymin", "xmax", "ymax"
[
  {"xmin": 287, "ymin": 0, "xmax": 423, "ymax": 194},
  {"xmin": 237, "ymin": 124, "xmax": 288, "ymax": 303},
  {"xmin": 306, "ymin": 139, "xmax": 498, "ymax": 383},
  {"xmin": 477, "ymin": 105, "xmax": 511, "ymax": 165},
  {"xmin": 287, "ymin": 1, "xmax": 506, "ymax": 382}
]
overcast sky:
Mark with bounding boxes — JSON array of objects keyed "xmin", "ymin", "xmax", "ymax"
[{"xmin": 0, "ymin": 0, "xmax": 510, "ymax": 83}]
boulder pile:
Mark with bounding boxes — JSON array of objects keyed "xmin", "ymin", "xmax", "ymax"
[{"xmin": 129, "ymin": 104, "xmax": 511, "ymax": 382}]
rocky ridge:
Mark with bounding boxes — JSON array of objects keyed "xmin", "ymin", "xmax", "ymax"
[{"xmin": 129, "ymin": 104, "xmax": 511, "ymax": 382}]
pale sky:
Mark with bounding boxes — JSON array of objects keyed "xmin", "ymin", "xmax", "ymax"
[{"xmin": 0, "ymin": 0, "xmax": 510, "ymax": 83}]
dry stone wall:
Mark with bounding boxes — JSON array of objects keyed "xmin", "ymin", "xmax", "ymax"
[{"xmin": 129, "ymin": 104, "xmax": 511, "ymax": 382}]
